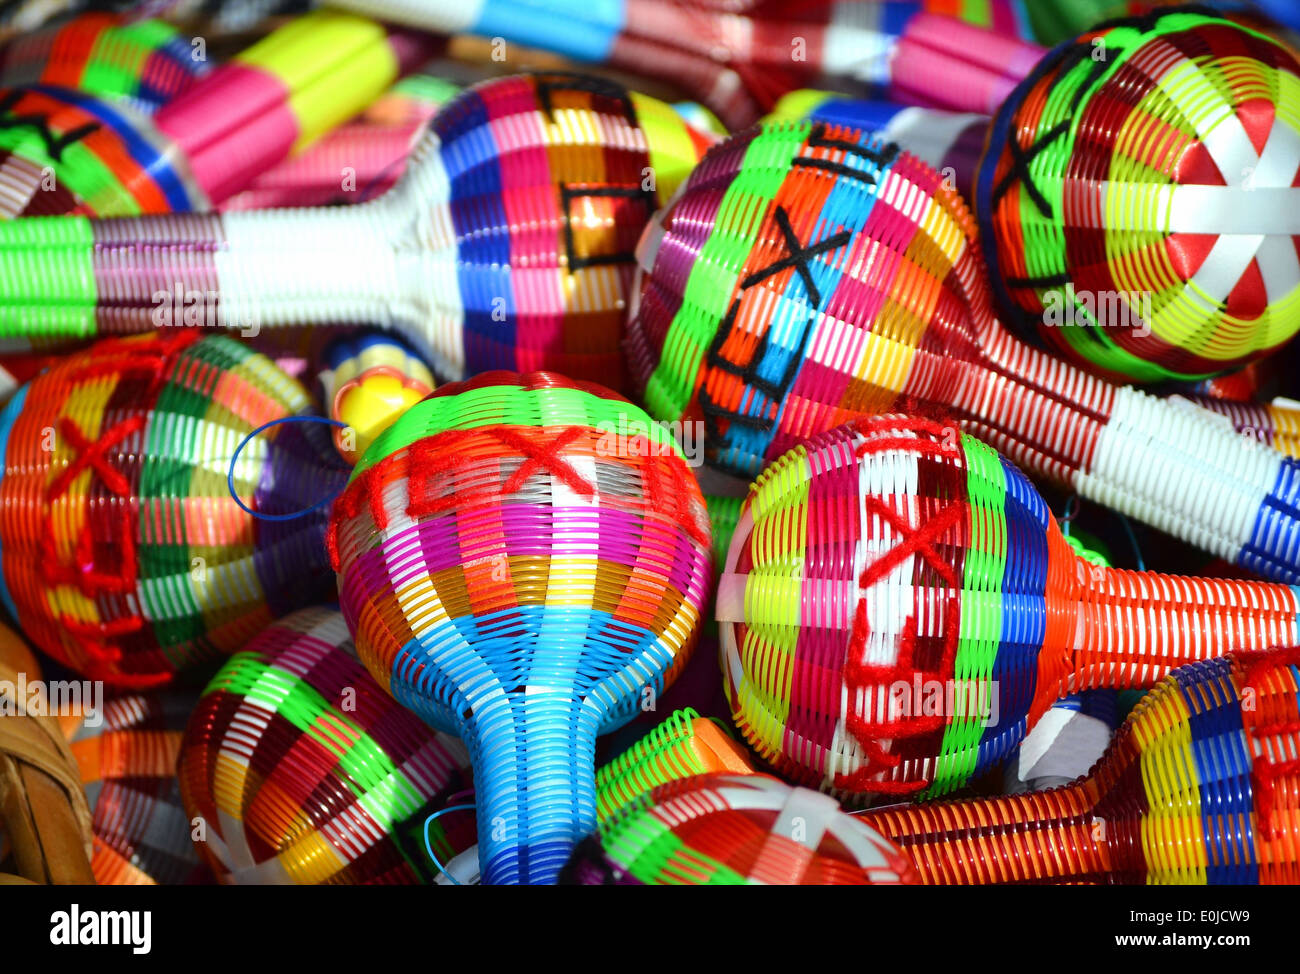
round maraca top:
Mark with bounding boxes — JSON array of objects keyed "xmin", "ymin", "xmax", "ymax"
[
  {"xmin": 563, "ymin": 771, "xmax": 919, "ymax": 885},
  {"xmin": 718, "ymin": 412, "xmax": 1300, "ymax": 799},
  {"xmin": 0, "ymin": 331, "xmax": 348, "ymax": 686},
  {"xmin": 330, "ymin": 370, "xmax": 714, "ymax": 736},
  {"xmin": 978, "ymin": 9, "xmax": 1300, "ymax": 382},
  {"xmin": 626, "ymin": 117, "xmax": 999, "ymax": 481}
]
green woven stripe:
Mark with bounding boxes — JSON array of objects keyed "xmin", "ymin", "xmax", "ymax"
[
  {"xmin": 642, "ymin": 122, "xmax": 810, "ymax": 421},
  {"xmin": 354, "ymin": 383, "xmax": 683, "ymax": 480},
  {"xmin": 604, "ymin": 809, "xmax": 748, "ymax": 884},
  {"xmin": 210, "ymin": 653, "xmax": 428, "ymax": 827},
  {"xmin": 594, "ymin": 708, "xmax": 707, "ymax": 823},
  {"xmin": 923, "ymin": 432, "xmax": 1007, "ymax": 798},
  {"xmin": 705, "ymin": 494, "xmax": 744, "ymax": 573},
  {"xmin": 0, "ymin": 215, "xmax": 97, "ymax": 337}
]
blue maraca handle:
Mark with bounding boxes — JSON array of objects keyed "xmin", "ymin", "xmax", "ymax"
[{"xmin": 464, "ymin": 691, "xmax": 601, "ymax": 885}]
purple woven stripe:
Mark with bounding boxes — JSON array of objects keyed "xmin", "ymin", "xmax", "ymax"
[
  {"xmin": 92, "ymin": 214, "xmax": 226, "ymax": 333},
  {"xmin": 350, "ymin": 507, "xmax": 705, "ymax": 598},
  {"xmin": 626, "ymin": 129, "xmax": 756, "ymax": 394}
]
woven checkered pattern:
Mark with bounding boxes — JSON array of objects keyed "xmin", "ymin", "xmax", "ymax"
[
  {"xmin": 330, "ymin": 370, "xmax": 713, "ymax": 884},
  {"xmin": 563, "ymin": 771, "xmax": 918, "ymax": 885},
  {"xmin": 0, "ymin": 13, "xmax": 205, "ymax": 112},
  {"xmin": 0, "ymin": 72, "xmax": 712, "ymax": 389},
  {"xmin": 978, "ymin": 10, "xmax": 1300, "ymax": 382},
  {"xmin": 69, "ymin": 689, "xmax": 211, "ymax": 885},
  {"xmin": 860, "ymin": 649, "xmax": 1300, "ymax": 884},
  {"xmin": 178, "ymin": 606, "xmax": 474, "ymax": 884},
  {"xmin": 626, "ymin": 117, "xmax": 1300, "ymax": 586},
  {"xmin": 717, "ymin": 414, "xmax": 1300, "ymax": 799},
  {"xmin": 0, "ymin": 331, "xmax": 349, "ymax": 687}
]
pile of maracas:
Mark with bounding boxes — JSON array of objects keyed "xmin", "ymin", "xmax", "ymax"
[{"xmin": 0, "ymin": 1, "xmax": 1298, "ymax": 887}]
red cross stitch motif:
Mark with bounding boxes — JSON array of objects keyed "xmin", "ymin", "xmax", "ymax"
[{"xmin": 833, "ymin": 419, "xmax": 965, "ymax": 793}]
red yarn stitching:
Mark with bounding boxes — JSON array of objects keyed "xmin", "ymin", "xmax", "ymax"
[{"xmin": 833, "ymin": 419, "xmax": 965, "ymax": 794}]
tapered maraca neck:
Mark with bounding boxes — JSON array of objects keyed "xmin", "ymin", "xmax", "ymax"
[
  {"xmin": 0, "ymin": 165, "xmax": 460, "ymax": 370},
  {"xmin": 857, "ymin": 777, "xmax": 1145, "ymax": 884},
  {"xmin": 1048, "ymin": 540, "xmax": 1300, "ymax": 700},
  {"xmin": 460, "ymin": 692, "xmax": 603, "ymax": 886}
]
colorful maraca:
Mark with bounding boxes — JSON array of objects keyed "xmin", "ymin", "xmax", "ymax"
[
  {"xmin": 0, "ymin": 13, "xmax": 206, "ymax": 112},
  {"xmin": 331, "ymin": 0, "xmax": 1032, "ymax": 128},
  {"xmin": 627, "ymin": 117, "xmax": 1300, "ymax": 585},
  {"xmin": 70, "ymin": 688, "xmax": 211, "ymax": 884},
  {"xmin": 0, "ymin": 10, "xmax": 433, "ymax": 218},
  {"xmin": 0, "ymin": 72, "xmax": 713, "ymax": 390},
  {"xmin": 330, "ymin": 371, "xmax": 713, "ymax": 884},
  {"xmin": 0, "ymin": 331, "xmax": 351, "ymax": 687},
  {"xmin": 178, "ymin": 606, "xmax": 474, "ymax": 884},
  {"xmin": 978, "ymin": 9, "xmax": 1300, "ymax": 382},
  {"xmin": 718, "ymin": 414, "xmax": 1300, "ymax": 799},
  {"xmin": 563, "ymin": 771, "xmax": 918, "ymax": 885},
  {"xmin": 859, "ymin": 647, "xmax": 1300, "ymax": 883}
]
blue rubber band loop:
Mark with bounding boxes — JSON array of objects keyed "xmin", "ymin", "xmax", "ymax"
[
  {"xmin": 423, "ymin": 804, "xmax": 477, "ymax": 886},
  {"xmin": 227, "ymin": 415, "xmax": 348, "ymax": 522}
]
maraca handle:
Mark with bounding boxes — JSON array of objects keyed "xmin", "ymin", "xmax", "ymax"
[
  {"xmin": 858, "ymin": 782, "xmax": 1125, "ymax": 884},
  {"xmin": 0, "ymin": 201, "xmax": 419, "ymax": 344},
  {"xmin": 464, "ymin": 693, "xmax": 601, "ymax": 886},
  {"xmin": 889, "ymin": 13, "xmax": 1044, "ymax": 115},
  {"xmin": 1077, "ymin": 389, "xmax": 1300, "ymax": 583},
  {"xmin": 1071, "ymin": 561, "xmax": 1300, "ymax": 690},
  {"xmin": 950, "ymin": 334, "xmax": 1300, "ymax": 584}
]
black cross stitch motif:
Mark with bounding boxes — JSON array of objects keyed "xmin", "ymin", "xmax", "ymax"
[
  {"xmin": 698, "ymin": 201, "xmax": 854, "ymax": 468},
  {"xmin": 0, "ymin": 90, "xmax": 101, "ymax": 163}
]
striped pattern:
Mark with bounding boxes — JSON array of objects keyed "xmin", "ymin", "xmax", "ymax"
[
  {"xmin": 0, "ymin": 331, "xmax": 350, "ymax": 687},
  {"xmin": 0, "ymin": 72, "xmax": 712, "ymax": 391},
  {"xmin": 859, "ymin": 648, "xmax": 1300, "ymax": 884},
  {"xmin": 334, "ymin": 0, "xmax": 1032, "ymax": 128},
  {"xmin": 978, "ymin": 10, "xmax": 1300, "ymax": 382},
  {"xmin": 764, "ymin": 91, "xmax": 990, "ymax": 202},
  {"xmin": 717, "ymin": 415, "xmax": 1300, "ymax": 799},
  {"xmin": 0, "ymin": 14, "xmax": 205, "ymax": 112},
  {"xmin": 0, "ymin": 11, "xmax": 423, "ymax": 218},
  {"xmin": 178, "ymin": 607, "xmax": 474, "ymax": 884},
  {"xmin": 564, "ymin": 771, "xmax": 918, "ymax": 885},
  {"xmin": 626, "ymin": 118, "xmax": 1300, "ymax": 584},
  {"xmin": 69, "ymin": 689, "xmax": 210, "ymax": 885},
  {"xmin": 330, "ymin": 371, "xmax": 713, "ymax": 884}
]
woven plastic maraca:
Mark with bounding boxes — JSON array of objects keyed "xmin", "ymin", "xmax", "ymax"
[
  {"xmin": 178, "ymin": 606, "xmax": 474, "ymax": 884},
  {"xmin": 0, "ymin": 13, "xmax": 206, "ymax": 112},
  {"xmin": 563, "ymin": 771, "xmax": 918, "ymax": 885},
  {"xmin": 329, "ymin": 371, "xmax": 713, "ymax": 884},
  {"xmin": 70, "ymin": 688, "xmax": 210, "ymax": 885},
  {"xmin": 0, "ymin": 72, "xmax": 713, "ymax": 390},
  {"xmin": 0, "ymin": 10, "xmax": 431, "ymax": 218},
  {"xmin": 332, "ymin": 0, "xmax": 1031, "ymax": 129},
  {"xmin": 858, "ymin": 647, "xmax": 1300, "ymax": 883},
  {"xmin": 0, "ymin": 330, "xmax": 351, "ymax": 688},
  {"xmin": 717, "ymin": 414, "xmax": 1300, "ymax": 800},
  {"xmin": 627, "ymin": 117, "xmax": 1300, "ymax": 585},
  {"xmin": 978, "ymin": 9, "xmax": 1300, "ymax": 382}
]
